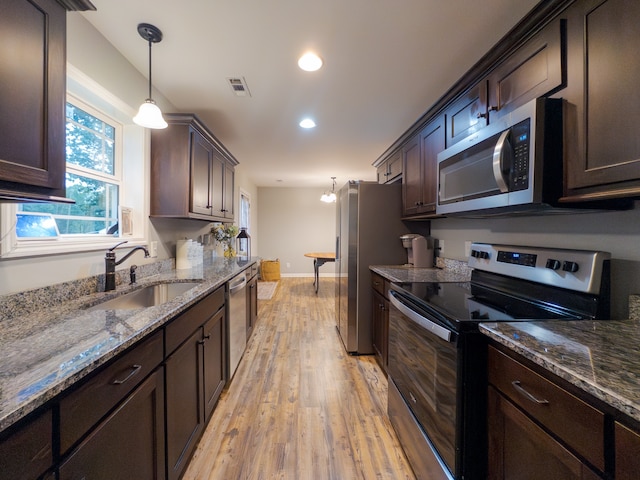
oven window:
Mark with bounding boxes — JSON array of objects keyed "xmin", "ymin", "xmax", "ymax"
[{"xmin": 388, "ymin": 302, "xmax": 458, "ymax": 473}]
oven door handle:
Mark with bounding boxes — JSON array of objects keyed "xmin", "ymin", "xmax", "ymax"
[{"xmin": 389, "ymin": 291, "xmax": 452, "ymax": 342}]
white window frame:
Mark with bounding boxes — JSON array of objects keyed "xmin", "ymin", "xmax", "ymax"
[{"xmin": 0, "ymin": 64, "xmax": 150, "ymax": 258}]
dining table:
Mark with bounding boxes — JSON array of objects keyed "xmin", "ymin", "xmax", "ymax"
[{"xmin": 304, "ymin": 252, "xmax": 336, "ymax": 294}]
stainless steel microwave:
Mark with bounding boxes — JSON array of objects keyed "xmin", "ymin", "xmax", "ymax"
[{"xmin": 436, "ymin": 97, "xmax": 564, "ymax": 216}]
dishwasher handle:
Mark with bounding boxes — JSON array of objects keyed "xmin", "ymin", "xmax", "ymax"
[
  {"xmin": 389, "ymin": 290, "xmax": 452, "ymax": 342},
  {"xmin": 229, "ymin": 276, "xmax": 247, "ymax": 293}
]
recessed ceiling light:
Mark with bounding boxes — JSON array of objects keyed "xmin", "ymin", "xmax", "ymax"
[
  {"xmin": 298, "ymin": 52, "xmax": 323, "ymax": 72},
  {"xmin": 299, "ymin": 118, "xmax": 316, "ymax": 129}
]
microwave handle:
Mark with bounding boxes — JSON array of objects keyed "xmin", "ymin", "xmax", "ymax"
[{"xmin": 492, "ymin": 130, "xmax": 511, "ymax": 193}]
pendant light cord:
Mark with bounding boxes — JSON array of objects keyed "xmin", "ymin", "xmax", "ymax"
[{"xmin": 147, "ymin": 39, "xmax": 153, "ymax": 100}]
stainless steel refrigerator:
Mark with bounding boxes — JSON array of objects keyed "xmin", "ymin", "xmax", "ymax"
[{"xmin": 335, "ymin": 181, "xmax": 410, "ymax": 354}]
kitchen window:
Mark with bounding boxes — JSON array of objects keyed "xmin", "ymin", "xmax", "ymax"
[
  {"xmin": 18, "ymin": 100, "xmax": 122, "ymax": 237},
  {"xmin": 0, "ymin": 65, "xmax": 149, "ymax": 258}
]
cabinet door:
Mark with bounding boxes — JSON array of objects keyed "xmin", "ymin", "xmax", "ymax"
[
  {"xmin": 0, "ymin": 0, "xmax": 66, "ymax": 201},
  {"xmin": 444, "ymin": 81, "xmax": 488, "ymax": 147},
  {"xmin": 247, "ymin": 274, "xmax": 258, "ymax": 339},
  {"xmin": 190, "ymin": 129, "xmax": 214, "ymax": 216},
  {"xmin": 0, "ymin": 409, "xmax": 52, "ymax": 480},
  {"xmin": 488, "ymin": 386, "xmax": 601, "ymax": 480},
  {"xmin": 371, "ymin": 289, "xmax": 388, "ymax": 372},
  {"xmin": 615, "ymin": 421, "xmax": 640, "ymax": 480},
  {"xmin": 487, "ymin": 17, "xmax": 565, "ymax": 121},
  {"xmin": 165, "ymin": 329, "xmax": 204, "ymax": 480},
  {"xmin": 59, "ymin": 368, "xmax": 165, "ymax": 480},
  {"xmin": 564, "ymin": 0, "xmax": 640, "ymax": 199},
  {"xmin": 223, "ymin": 160, "xmax": 235, "ymax": 219},
  {"xmin": 419, "ymin": 116, "xmax": 445, "ymax": 214},
  {"xmin": 203, "ymin": 308, "xmax": 226, "ymax": 421},
  {"xmin": 402, "ymin": 133, "xmax": 422, "ymax": 216}
]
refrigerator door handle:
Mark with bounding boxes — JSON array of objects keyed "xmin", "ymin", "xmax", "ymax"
[{"xmin": 335, "ymin": 236, "xmax": 339, "ymax": 259}]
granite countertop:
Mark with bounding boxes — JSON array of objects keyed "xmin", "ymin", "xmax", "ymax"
[
  {"xmin": 370, "ymin": 258, "xmax": 472, "ymax": 283},
  {"xmin": 480, "ymin": 319, "xmax": 640, "ymax": 422},
  {"xmin": 0, "ymin": 256, "xmax": 258, "ymax": 434}
]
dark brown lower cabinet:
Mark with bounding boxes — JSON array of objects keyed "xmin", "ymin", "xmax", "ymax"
[
  {"xmin": 247, "ymin": 272, "xmax": 258, "ymax": 339},
  {"xmin": 371, "ymin": 289, "xmax": 388, "ymax": 372},
  {"xmin": 0, "ymin": 409, "xmax": 52, "ymax": 480},
  {"xmin": 488, "ymin": 385, "xmax": 601, "ymax": 480},
  {"xmin": 204, "ymin": 307, "xmax": 227, "ymax": 421},
  {"xmin": 165, "ymin": 285, "xmax": 226, "ymax": 480},
  {"xmin": 615, "ymin": 421, "xmax": 640, "ymax": 480},
  {"xmin": 58, "ymin": 367, "xmax": 165, "ymax": 480},
  {"xmin": 165, "ymin": 328, "xmax": 204, "ymax": 480}
]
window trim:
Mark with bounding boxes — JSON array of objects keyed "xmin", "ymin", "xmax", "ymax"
[{"xmin": 0, "ymin": 64, "xmax": 150, "ymax": 258}]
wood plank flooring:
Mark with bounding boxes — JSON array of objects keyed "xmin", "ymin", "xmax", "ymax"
[{"xmin": 183, "ymin": 277, "xmax": 416, "ymax": 480}]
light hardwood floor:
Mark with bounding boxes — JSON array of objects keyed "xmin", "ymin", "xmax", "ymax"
[{"xmin": 183, "ymin": 277, "xmax": 416, "ymax": 480}]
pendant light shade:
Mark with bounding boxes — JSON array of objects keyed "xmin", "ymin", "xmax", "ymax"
[
  {"xmin": 133, "ymin": 23, "xmax": 167, "ymax": 129},
  {"xmin": 320, "ymin": 177, "xmax": 337, "ymax": 203}
]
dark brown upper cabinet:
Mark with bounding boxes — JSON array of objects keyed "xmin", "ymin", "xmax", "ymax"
[
  {"xmin": 0, "ymin": 0, "xmax": 94, "ymax": 203},
  {"xmin": 0, "ymin": 0, "xmax": 67, "ymax": 202},
  {"xmin": 402, "ymin": 115, "xmax": 445, "ymax": 218},
  {"xmin": 150, "ymin": 113, "xmax": 238, "ymax": 222},
  {"xmin": 444, "ymin": 82, "xmax": 488, "ymax": 148},
  {"xmin": 486, "ymin": 17, "xmax": 565, "ymax": 122},
  {"xmin": 562, "ymin": 0, "xmax": 640, "ymax": 201}
]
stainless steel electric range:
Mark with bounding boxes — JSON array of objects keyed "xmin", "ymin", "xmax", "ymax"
[{"xmin": 387, "ymin": 243, "xmax": 611, "ymax": 480}]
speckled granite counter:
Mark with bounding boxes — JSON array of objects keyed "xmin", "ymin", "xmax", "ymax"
[
  {"xmin": 370, "ymin": 258, "xmax": 472, "ymax": 283},
  {"xmin": 480, "ymin": 320, "xmax": 640, "ymax": 422},
  {"xmin": 0, "ymin": 256, "xmax": 258, "ymax": 434}
]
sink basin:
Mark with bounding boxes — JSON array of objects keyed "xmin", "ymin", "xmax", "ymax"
[{"xmin": 88, "ymin": 282, "xmax": 200, "ymax": 310}]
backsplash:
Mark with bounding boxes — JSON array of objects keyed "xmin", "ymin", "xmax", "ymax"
[{"xmin": 0, "ymin": 259, "xmax": 174, "ymax": 322}]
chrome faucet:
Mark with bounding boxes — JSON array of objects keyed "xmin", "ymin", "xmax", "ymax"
[{"xmin": 105, "ymin": 241, "xmax": 150, "ymax": 291}]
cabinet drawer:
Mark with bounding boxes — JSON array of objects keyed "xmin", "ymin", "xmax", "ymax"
[
  {"xmin": 165, "ymin": 286, "xmax": 225, "ymax": 355},
  {"xmin": 488, "ymin": 346, "xmax": 604, "ymax": 471},
  {"xmin": 371, "ymin": 272, "xmax": 386, "ymax": 297},
  {"xmin": 59, "ymin": 330, "xmax": 163, "ymax": 454}
]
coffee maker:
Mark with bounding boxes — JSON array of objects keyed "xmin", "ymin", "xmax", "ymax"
[{"xmin": 400, "ymin": 234, "xmax": 434, "ymax": 268}]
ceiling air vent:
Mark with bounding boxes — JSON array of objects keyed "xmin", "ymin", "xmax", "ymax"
[{"xmin": 226, "ymin": 77, "xmax": 251, "ymax": 97}]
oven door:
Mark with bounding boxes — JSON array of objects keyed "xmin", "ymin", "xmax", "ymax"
[{"xmin": 388, "ymin": 288, "xmax": 459, "ymax": 478}]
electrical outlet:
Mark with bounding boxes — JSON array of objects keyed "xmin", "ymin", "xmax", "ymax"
[
  {"xmin": 438, "ymin": 240, "xmax": 445, "ymax": 257},
  {"xmin": 286, "ymin": 262, "xmax": 291, "ymax": 269},
  {"xmin": 464, "ymin": 241, "xmax": 472, "ymax": 258},
  {"xmin": 149, "ymin": 241, "xmax": 158, "ymax": 258}
]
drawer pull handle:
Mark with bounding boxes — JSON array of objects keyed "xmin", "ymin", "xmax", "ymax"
[
  {"xmin": 112, "ymin": 364, "xmax": 142, "ymax": 385},
  {"xmin": 512, "ymin": 380, "xmax": 549, "ymax": 405}
]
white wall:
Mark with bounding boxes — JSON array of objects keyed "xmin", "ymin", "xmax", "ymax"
[{"xmin": 257, "ymin": 187, "xmax": 336, "ymax": 276}]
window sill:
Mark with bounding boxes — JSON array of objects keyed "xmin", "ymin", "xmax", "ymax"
[{"xmin": 0, "ymin": 236, "xmax": 148, "ymax": 259}]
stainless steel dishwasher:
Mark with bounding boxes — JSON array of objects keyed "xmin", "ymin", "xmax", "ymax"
[{"xmin": 227, "ymin": 271, "xmax": 248, "ymax": 379}]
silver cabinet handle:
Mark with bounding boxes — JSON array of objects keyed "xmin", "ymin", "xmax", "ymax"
[
  {"xmin": 492, "ymin": 129, "xmax": 511, "ymax": 193},
  {"xmin": 112, "ymin": 364, "xmax": 142, "ymax": 385},
  {"xmin": 511, "ymin": 380, "xmax": 550, "ymax": 405}
]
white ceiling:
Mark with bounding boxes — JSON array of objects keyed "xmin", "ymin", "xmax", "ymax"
[{"xmin": 81, "ymin": 0, "xmax": 540, "ymax": 188}]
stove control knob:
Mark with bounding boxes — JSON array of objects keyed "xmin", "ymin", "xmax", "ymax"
[
  {"xmin": 471, "ymin": 250, "xmax": 480, "ymax": 258},
  {"xmin": 545, "ymin": 259, "xmax": 561, "ymax": 270},
  {"xmin": 480, "ymin": 251, "xmax": 490, "ymax": 259},
  {"xmin": 562, "ymin": 261, "xmax": 580, "ymax": 273}
]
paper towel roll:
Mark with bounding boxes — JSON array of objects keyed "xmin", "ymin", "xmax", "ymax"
[{"xmin": 176, "ymin": 239, "xmax": 192, "ymax": 270}]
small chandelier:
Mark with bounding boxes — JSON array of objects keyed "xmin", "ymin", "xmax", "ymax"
[
  {"xmin": 133, "ymin": 23, "xmax": 168, "ymax": 129},
  {"xmin": 320, "ymin": 177, "xmax": 337, "ymax": 203}
]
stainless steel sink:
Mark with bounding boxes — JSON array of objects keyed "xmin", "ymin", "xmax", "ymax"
[{"xmin": 87, "ymin": 282, "xmax": 200, "ymax": 310}]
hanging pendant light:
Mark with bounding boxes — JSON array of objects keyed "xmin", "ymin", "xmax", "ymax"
[
  {"xmin": 320, "ymin": 177, "xmax": 337, "ymax": 203},
  {"xmin": 133, "ymin": 23, "xmax": 168, "ymax": 129}
]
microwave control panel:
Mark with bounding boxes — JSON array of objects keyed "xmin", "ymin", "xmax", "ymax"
[{"xmin": 510, "ymin": 118, "xmax": 530, "ymax": 191}]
